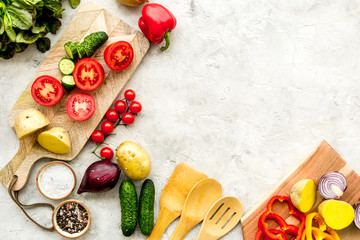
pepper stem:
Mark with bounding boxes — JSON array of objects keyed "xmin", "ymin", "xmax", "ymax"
[{"xmin": 161, "ymin": 32, "xmax": 171, "ymax": 51}]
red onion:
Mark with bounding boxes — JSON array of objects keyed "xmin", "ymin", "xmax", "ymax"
[
  {"xmin": 77, "ymin": 160, "xmax": 121, "ymax": 194},
  {"xmin": 353, "ymin": 204, "xmax": 360, "ymax": 229},
  {"xmin": 318, "ymin": 171, "xmax": 347, "ymax": 199}
]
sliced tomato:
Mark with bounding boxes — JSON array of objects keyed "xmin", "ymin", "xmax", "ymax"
[
  {"xmin": 73, "ymin": 58, "xmax": 104, "ymax": 91},
  {"xmin": 66, "ymin": 92, "xmax": 96, "ymax": 122},
  {"xmin": 104, "ymin": 41, "xmax": 134, "ymax": 71},
  {"xmin": 31, "ymin": 75, "xmax": 64, "ymax": 106}
]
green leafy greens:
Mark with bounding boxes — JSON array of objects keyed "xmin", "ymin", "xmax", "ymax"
[{"xmin": 0, "ymin": 0, "xmax": 80, "ymax": 59}]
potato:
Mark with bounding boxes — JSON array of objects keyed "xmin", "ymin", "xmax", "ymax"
[
  {"xmin": 38, "ymin": 127, "xmax": 71, "ymax": 154},
  {"xmin": 290, "ymin": 179, "xmax": 316, "ymax": 213},
  {"xmin": 318, "ymin": 200, "xmax": 355, "ymax": 230},
  {"xmin": 15, "ymin": 108, "xmax": 50, "ymax": 139},
  {"xmin": 116, "ymin": 141, "xmax": 151, "ymax": 180}
]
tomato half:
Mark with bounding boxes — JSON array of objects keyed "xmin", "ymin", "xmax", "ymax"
[
  {"xmin": 31, "ymin": 75, "xmax": 64, "ymax": 106},
  {"xmin": 66, "ymin": 92, "xmax": 96, "ymax": 122},
  {"xmin": 73, "ymin": 58, "xmax": 104, "ymax": 91},
  {"xmin": 104, "ymin": 41, "xmax": 134, "ymax": 71}
]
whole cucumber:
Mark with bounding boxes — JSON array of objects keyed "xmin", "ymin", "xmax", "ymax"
[
  {"xmin": 139, "ymin": 179, "xmax": 155, "ymax": 235},
  {"xmin": 119, "ymin": 180, "xmax": 138, "ymax": 236}
]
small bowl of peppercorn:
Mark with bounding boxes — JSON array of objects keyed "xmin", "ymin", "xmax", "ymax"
[{"xmin": 52, "ymin": 199, "xmax": 91, "ymax": 238}]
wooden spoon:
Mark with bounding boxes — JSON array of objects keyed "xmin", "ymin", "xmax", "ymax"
[
  {"xmin": 168, "ymin": 178, "xmax": 223, "ymax": 240},
  {"xmin": 196, "ymin": 196, "xmax": 244, "ymax": 240},
  {"xmin": 147, "ymin": 162, "xmax": 207, "ymax": 240}
]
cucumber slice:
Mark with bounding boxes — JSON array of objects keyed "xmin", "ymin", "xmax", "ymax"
[
  {"xmin": 82, "ymin": 41, "xmax": 95, "ymax": 58},
  {"xmin": 75, "ymin": 42, "xmax": 86, "ymax": 59},
  {"xmin": 61, "ymin": 75, "xmax": 76, "ymax": 91},
  {"xmin": 58, "ymin": 58, "xmax": 75, "ymax": 75},
  {"xmin": 64, "ymin": 42, "xmax": 77, "ymax": 59}
]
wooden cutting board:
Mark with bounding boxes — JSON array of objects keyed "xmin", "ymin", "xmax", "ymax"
[
  {"xmin": 241, "ymin": 140, "xmax": 360, "ymax": 239},
  {"xmin": 0, "ymin": 2, "xmax": 150, "ymax": 191}
]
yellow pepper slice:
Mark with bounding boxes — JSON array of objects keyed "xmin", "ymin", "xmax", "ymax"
[{"xmin": 304, "ymin": 212, "xmax": 340, "ymax": 240}]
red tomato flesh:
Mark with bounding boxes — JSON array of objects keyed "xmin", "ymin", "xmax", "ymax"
[
  {"xmin": 66, "ymin": 92, "xmax": 96, "ymax": 122},
  {"xmin": 73, "ymin": 58, "xmax": 104, "ymax": 91},
  {"xmin": 104, "ymin": 41, "xmax": 134, "ymax": 71},
  {"xmin": 31, "ymin": 75, "xmax": 64, "ymax": 106}
]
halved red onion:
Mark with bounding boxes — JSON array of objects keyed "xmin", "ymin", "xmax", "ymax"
[
  {"xmin": 318, "ymin": 171, "xmax": 347, "ymax": 199},
  {"xmin": 353, "ymin": 204, "xmax": 360, "ymax": 229}
]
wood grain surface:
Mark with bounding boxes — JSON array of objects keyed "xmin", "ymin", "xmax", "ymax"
[
  {"xmin": 0, "ymin": 2, "xmax": 150, "ymax": 191},
  {"xmin": 241, "ymin": 140, "xmax": 360, "ymax": 239}
]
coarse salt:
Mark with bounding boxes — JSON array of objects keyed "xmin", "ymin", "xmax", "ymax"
[{"xmin": 38, "ymin": 163, "xmax": 75, "ymax": 199}]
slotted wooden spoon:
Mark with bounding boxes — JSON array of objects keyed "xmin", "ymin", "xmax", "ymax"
[
  {"xmin": 196, "ymin": 196, "xmax": 244, "ymax": 240},
  {"xmin": 168, "ymin": 178, "xmax": 223, "ymax": 240}
]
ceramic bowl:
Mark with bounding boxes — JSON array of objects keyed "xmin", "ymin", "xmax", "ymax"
[
  {"xmin": 52, "ymin": 199, "xmax": 91, "ymax": 238},
  {"xmin": 36, "ymin": 161, "xmax": 76, "ymax": 200}
]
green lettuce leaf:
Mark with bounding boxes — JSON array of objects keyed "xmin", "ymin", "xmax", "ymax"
[
  {"xmin": 7, "ymin": 5, "xmax": 33, "ymax": 30},
  {"xmin": 15, "ymin": 31, "xmax": 40, "ymax": 44}
]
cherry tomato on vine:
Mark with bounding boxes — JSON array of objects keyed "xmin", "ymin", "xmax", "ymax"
[
  {"xmin": 91, "ymin": 130, "xmax": 104, "ymax": 144},
  {"xmin": 114, "ymin": 100, "xmax": 127, "ymax": 113},
  {"xmin": 124, "ymin": 89, "xmax": 136, "ymax": 101},
  {"xmin": 101, "ymin": 121, "xmax": 114, "ymax": 135},
  {"xmin": 129, "ymin": 101, "xmax": 142, "ymax": 114},
  {"xmin": 100, "ymin": 147, "xmax": 114, "ymax": 160},
  {"xmin": 106, "ymin": 109, "xmax": 119, "ymax": 122},
  {"xmin": 122, "ymin": 112, "xmax": 135, "ymax": 125}
]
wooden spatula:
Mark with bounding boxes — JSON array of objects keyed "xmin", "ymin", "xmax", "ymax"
[
  {"xmin": 169, "ymin": 178, "xmax": 223, "ymax": 240},
  {"xmin": 147, "ymin": 162, "xmax": 207, "ymax": 240},
  {"xmin": 196, "ymin": 196, "xmax": 244, "ymax": 240}
]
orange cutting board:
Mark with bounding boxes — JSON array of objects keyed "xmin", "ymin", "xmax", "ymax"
[
  {"xmin": 0, "ymin": 2, "xmax": 150, "ymax": 191},
  {"xmin": 241, "ymin": 140, "xmax": 360, "ymax": 239}
]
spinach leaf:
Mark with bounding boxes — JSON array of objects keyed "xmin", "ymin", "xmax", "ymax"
[{"xmin": 7, "ymin": 5, "xmax": 33, "ymax": 30}]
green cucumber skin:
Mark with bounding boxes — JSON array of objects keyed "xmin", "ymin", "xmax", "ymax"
[
  {"xmin": 75, "ymin": 42, "xmax": 86, "ymax": 59},
  {"xmin": 119, "ymin": 180, "xmax": 138, "ymax": 237},
  {"xmin": 65, "ymin": 31, "xmax": 109, "ymax": 59},
  {"xmin": 139, "ymin": 179, "xmax": 155, "ymax": 236},
  {"xmin": 64, "ymin": 42, "xmax": 77, "ymax": 59},
  {"xmin": 82, "ymin": 41, "xmax": 95, "ymax": 58},
  {"xmin": 61, "ymin": 76, "xmax": 76, "ymax": 91}
]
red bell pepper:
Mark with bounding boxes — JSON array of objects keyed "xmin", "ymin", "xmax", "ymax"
[
  {"xmin": 256, "ymin": 195, "xmax": 306, "ymax": 240},
  {"xmin": 138, "ymin": 3, "xmax": 177, "ymax": 51}
]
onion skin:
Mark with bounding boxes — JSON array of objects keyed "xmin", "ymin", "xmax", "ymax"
[
  {"xmin": 318, "ymin": 171, "xmax": 347, "ymax": 200},
  {"xmin": 77, "ymin": 160, "xmax": 121, "ymax": 194},
  {"xmin": 354, "ymin": 204, "xmax": 360, "ymax": 229}
]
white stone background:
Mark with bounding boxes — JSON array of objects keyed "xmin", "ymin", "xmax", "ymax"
[{"xmin": 1, "ymin": 0, "xmax": 360, "ymax": 239}]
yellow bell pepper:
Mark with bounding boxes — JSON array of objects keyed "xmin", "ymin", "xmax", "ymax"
[{"xmin": 304, "ymin": 212, "xmax": 340, "ymax": 240}]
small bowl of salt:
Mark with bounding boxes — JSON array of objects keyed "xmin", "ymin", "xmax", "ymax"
[{"xmin": 36, "ymin": 161, "xmax": 76, "ymax": 200}]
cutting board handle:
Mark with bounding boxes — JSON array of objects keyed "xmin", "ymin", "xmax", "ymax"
[{"xmin": 0, "ymin": 139, "xmax": 40, "ymax": 191}]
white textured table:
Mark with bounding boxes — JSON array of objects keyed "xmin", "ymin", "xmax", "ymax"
[{"xmin": 1, "ymin": 0, "xmax": 360, "ymax": 239}]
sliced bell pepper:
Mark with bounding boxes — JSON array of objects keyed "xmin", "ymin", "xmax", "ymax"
[
  {"xmin": 138, "ymin": 3, "xmax": 177, "ymax": 51},
  {"xmin": 257, "ymin": 195, "xmax": 306, "ymax": 240},
  {"xmin": 305, "ymin": 212, "xmax": 340, "ymax": 240},
  {"xmin": 256, "ymin": 229, "xmax": 287, "ymax": 240}
]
